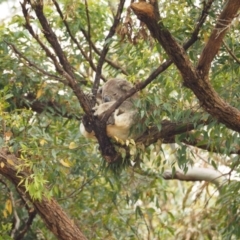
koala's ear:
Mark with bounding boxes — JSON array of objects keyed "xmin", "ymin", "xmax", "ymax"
[{"xmin": 120, "ymin": 82, "xmax": 131, "ymax": 92}]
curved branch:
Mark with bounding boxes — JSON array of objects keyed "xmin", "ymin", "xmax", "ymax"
[
  {"xmin": 22, "ymin": 0, "xmax": 91, "ymax": 114},
  {"xmin": 131, "ymin": 1, "xmax": 240, "ymax": 133},
  {"xmin": 197, "ymin": 0, "xmax": 240, "ymax": 75},
  {"xmin": 0, "ymin": 150, "xmax": 87, "ymax": 240}
]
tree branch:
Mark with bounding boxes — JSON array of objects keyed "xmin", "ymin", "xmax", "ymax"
[
  {"xmin": 100, "ymin": 0, "xmax": 214, "ymax": 122},
  {"xmin": 7, "ymin": 42, "xmax": 69, "ymax": 85},
  {"xmin": 10, "ymin": 191, "xmax": 21, "ymax": 238},
  {"xmin": 16, "ymin": 93, "xmax": 81, "ymax": 120},
  {"xmin": 84, "ymin": 0, "xmax": 92, "ymax": 61},
  {"xmin": 131, "ymin": 0, "xmax": 240, "ymax": 133},
  {"xmin": 131, "ymin": 1, "xmax": 196, "ymax": 80},
  {"xmin": 22, "ymin": 0, "xmax": 91, "ymax": 114},
  {"xmin": 0, "ymin": 149, "xmax": 87, "ymax": 240},
  {"xmin": 179, "ymin": 135, "xmax": 240, "ymax": 155},
  {"xmin": 162, "ymin": 167, "xmax": 225, "ymax": 187},
  {"xmin": 197, "ymin": 0, "xmax": 240, "ymax": 75},
  {"xmin": 135, "ymin": 119, "xmax": 210, "ymax": 147},
  {"xmin": 92, "ymin": 0, "xmax": 126, "ymax": 95},
  {"xmin": 183, "ymin": 0, "xmax": 215, "ymax": 49},
  {"xmin": 15, "ymin": 209, "xmax": 37, "ymax": 240},
  {"xmin": 80, "ymin": 28, "xmax": 128, "ymax": 75},
  {"xmin": 223, "ymin": 40, "xmax": 240, "ymax": 64},
  {"xmin": 52, "ymin": 0, "xmax": 107, "ymax": 81}
]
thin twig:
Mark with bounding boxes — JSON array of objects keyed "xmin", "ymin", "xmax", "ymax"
[
  {"xmin": 92, "ymin": 0, "xmax": 126, "ymax": 95},
  {"xmin": 10, "ymin": 191, "xmax": 20, "ymax": 238},
  {"xmin": 21, "ymin": 1, "xmax": 67, "ymax": 78},
  {"xmin": 80, "ymin": 28, "xmax": 128, "ymax": 75},
  {"xmin": 84, "ymin": 0, "xmax": 92, "ymax": 61},
  {"xmin": 0, "ymin": 178, "xmax": 21, "ymax": 238},
  {"xmin": 223, "ymin": 40, "xmax": 240, "ymax": 64},
  {"xmin": 52, "ymin": 0, "xmax": 107, "ymax": 81},
  {"xmin": 7, "ymin": 42, "xmax": 68, "ymax": 84},
  {"xmin": 58, "ymin": 169, "xmax": 100, "ymax": 201},
  {"xmin": 15, "ymin": 209, "xmax": 37, "ymax": 240},
  {"xmin": 22, "ymin": 0, "xmax": 91, "ymax": 114}
]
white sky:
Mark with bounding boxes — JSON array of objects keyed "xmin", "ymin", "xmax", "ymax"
[{"xmin": 0, "ymin": 0, "xmax": 20, "ymax": 21}]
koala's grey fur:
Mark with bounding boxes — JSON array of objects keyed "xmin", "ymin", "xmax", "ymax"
[{"xmin": 80, "ymin": 78, "xmax": 139, "ymax": 140}]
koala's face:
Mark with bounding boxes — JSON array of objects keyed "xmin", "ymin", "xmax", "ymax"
[{"xmin": 100, "ymin": 78, "xmax": 134, "ymax": 103}]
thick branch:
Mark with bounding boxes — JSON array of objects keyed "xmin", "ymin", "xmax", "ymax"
[
  {"xmin": 0, "ymin": 150, "xmax": 87, "ymax": 240},
  {"xmin": 197, "ymin": 0, "xmax": 240, "ymax": 75},
  {"xmin": 131, "ymin": 1, "xmax": 197, "ymax": 81},
  {"xmin": 178, "ymin": 135, "xmax": 240, "ymax": 155},
  {"xmin": 131, "ymin": 1, "xmax": 240, "ymax": 133},
  {"xmin": 136, "ymin": 119, "xmax": 209, "ymax": 147},
  {"xmin": 23, "ymin": 0, "xmax": 91, "ymax": 114}
]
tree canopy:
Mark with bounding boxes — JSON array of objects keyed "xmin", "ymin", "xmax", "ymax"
[{"xmin": 0, "ymin": 0, "xmax": 240, "ymax": 239}]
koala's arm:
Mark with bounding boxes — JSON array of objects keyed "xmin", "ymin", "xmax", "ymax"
[{"xmin": 93, "ymin": 101, "xmax": 116, "ymax": 125}]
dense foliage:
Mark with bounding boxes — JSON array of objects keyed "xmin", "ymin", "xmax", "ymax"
[{"xmin": 0, "ymin": 0, "xmax": 240, "ymax": 239}]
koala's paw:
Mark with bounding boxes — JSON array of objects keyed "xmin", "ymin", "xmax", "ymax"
[
  {"xmin": 93, "ymin": 105, "xmax": 115, "ymax": 125},
  {"xmin": 93, "ymin": 105, "xmax": 102, "ymax": 118}
]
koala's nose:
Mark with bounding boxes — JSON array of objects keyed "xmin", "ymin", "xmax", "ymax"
[{"xmin": 103, "ymin": 96, "xmax": 111, "ymax": 102}]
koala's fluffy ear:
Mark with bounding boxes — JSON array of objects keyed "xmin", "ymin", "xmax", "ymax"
[{"xmin": 119, "ymin": 81, "xmax": 132, "ymax": 92}]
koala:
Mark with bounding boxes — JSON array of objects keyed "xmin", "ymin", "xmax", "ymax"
[
  {"xmin": 80, "ymin": 78, "xmax": 139, "ymax": 140},
  {"xmin": 99, "ymin": 78, "xmax": 138, "ymax": 103}
]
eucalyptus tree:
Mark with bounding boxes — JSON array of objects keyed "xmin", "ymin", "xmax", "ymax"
[{"xmin": 0, "ymin": 0, "xmax": 239, "ymax": 239}]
